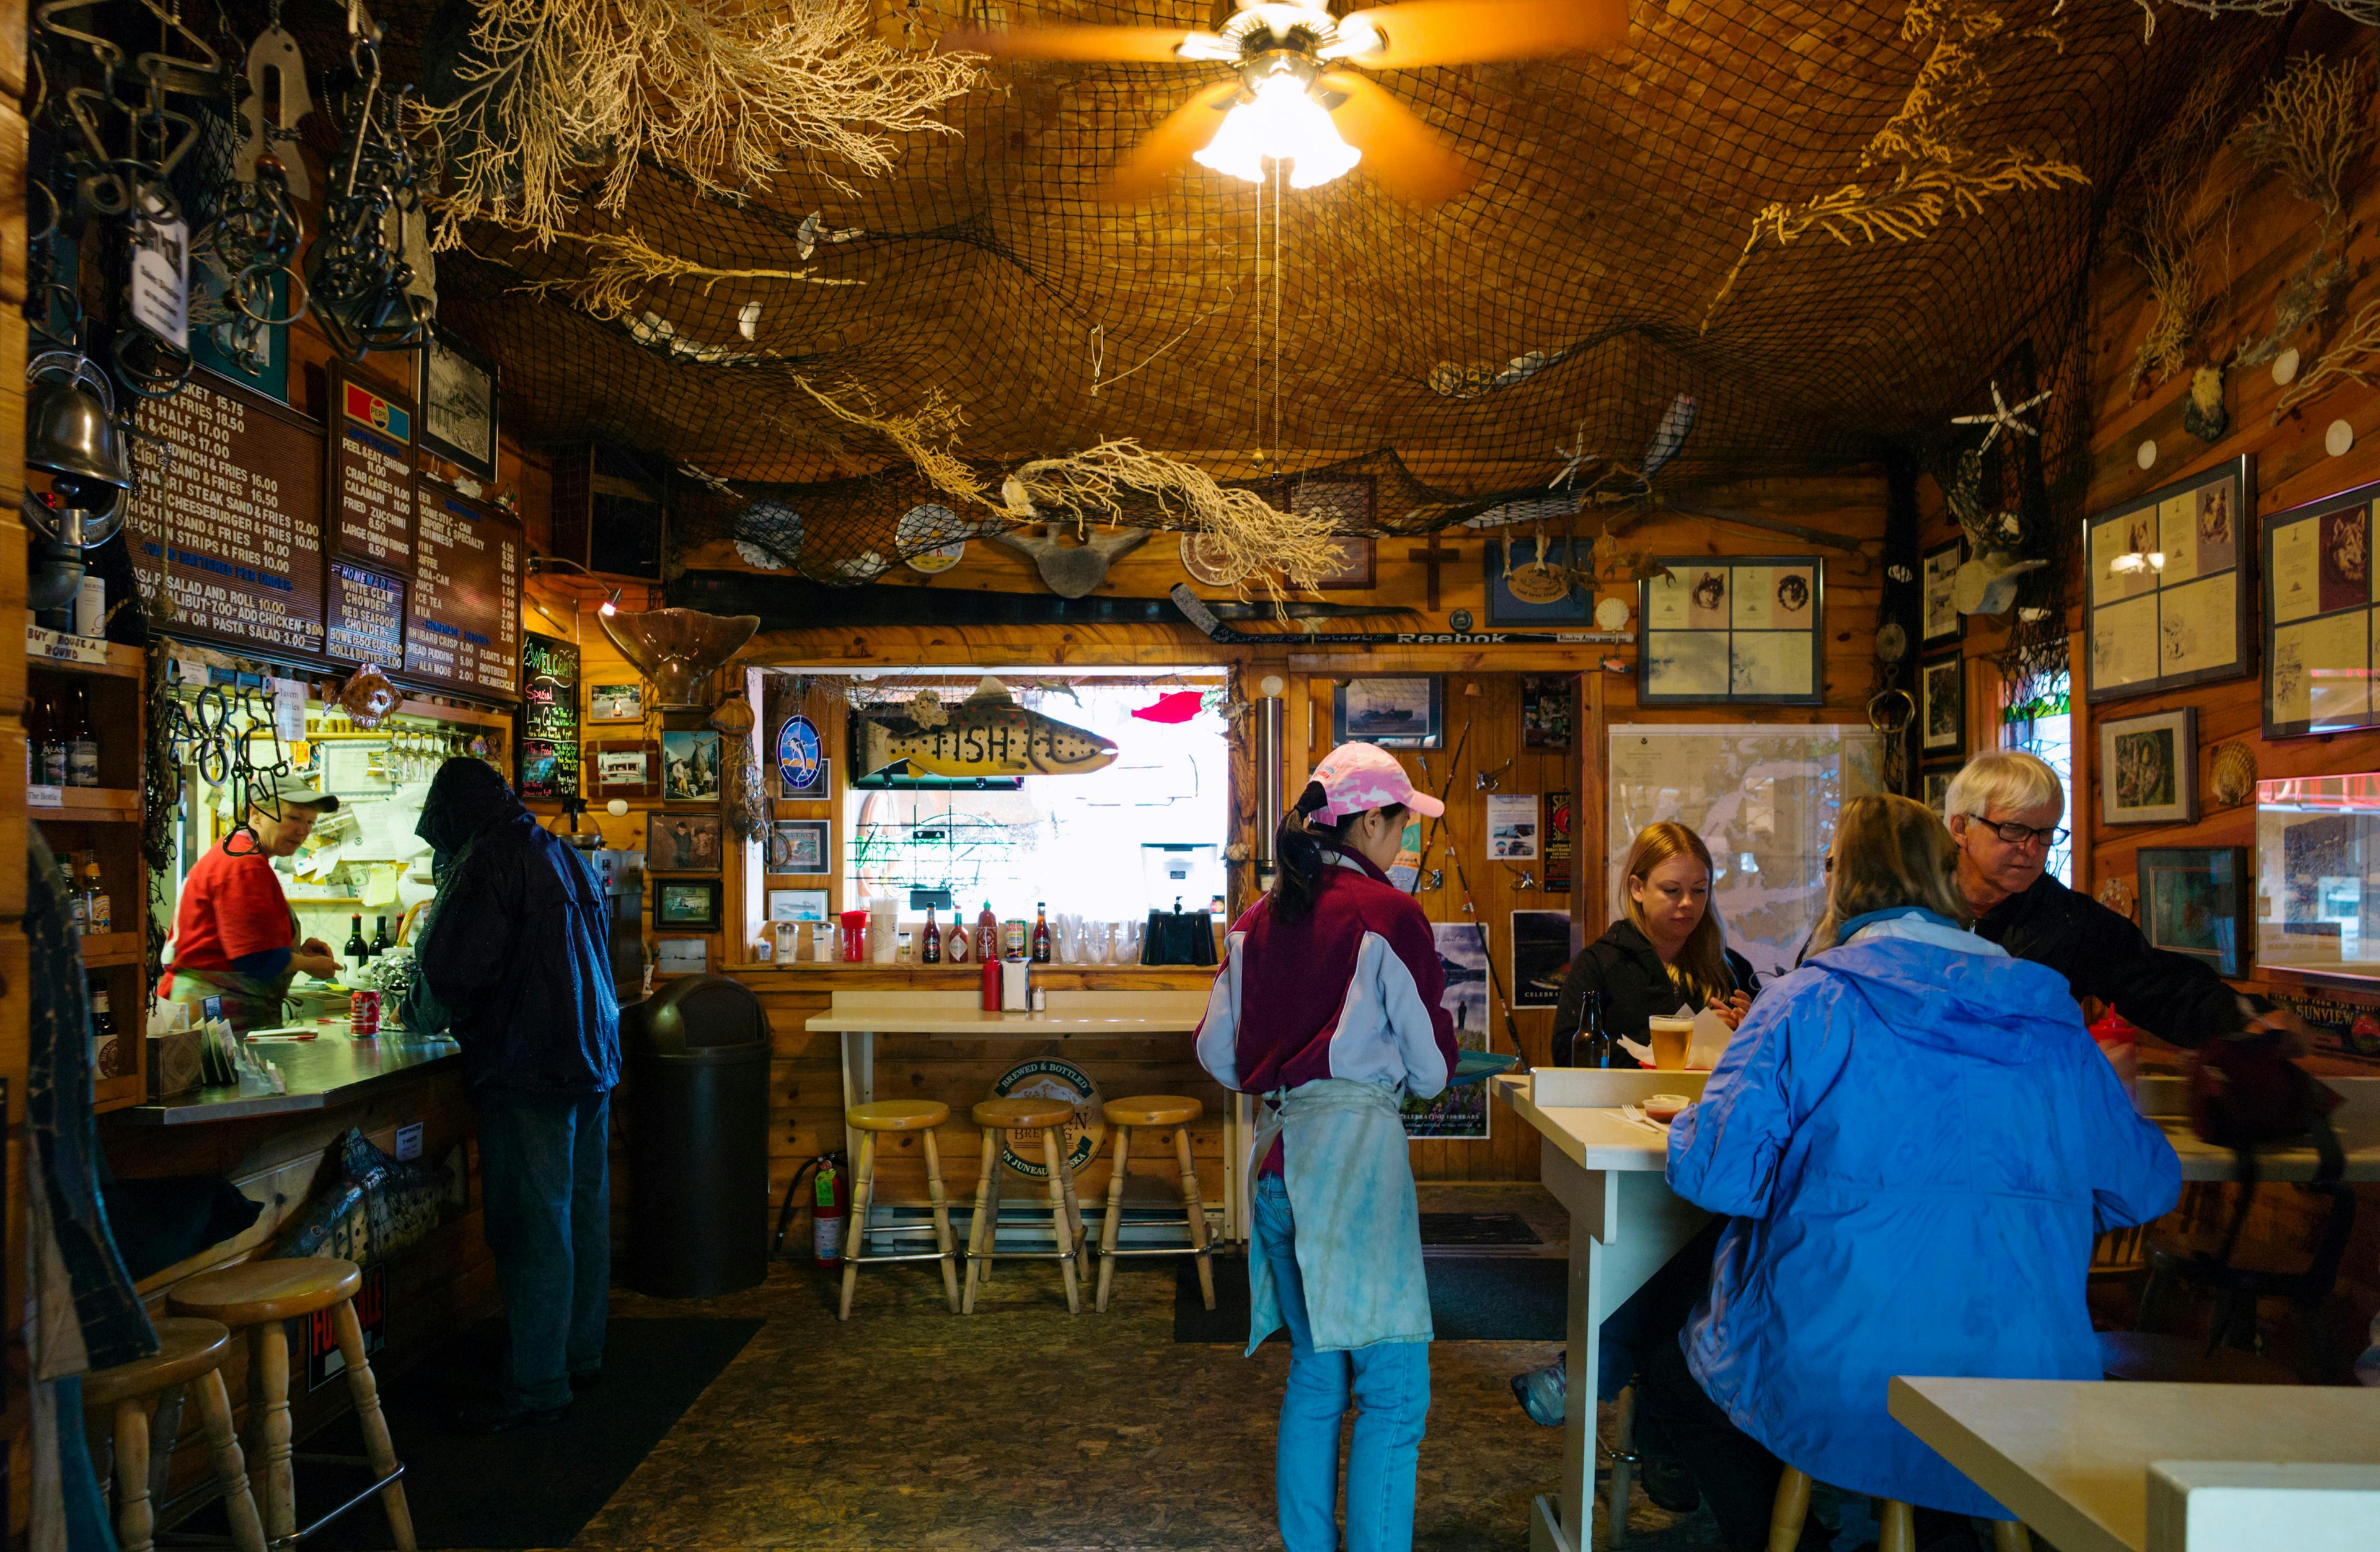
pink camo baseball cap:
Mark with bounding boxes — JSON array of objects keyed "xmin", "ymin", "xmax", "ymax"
[{"xmin": 1310, "ymin": 743, "xmax": 1444, "ymax": 822}]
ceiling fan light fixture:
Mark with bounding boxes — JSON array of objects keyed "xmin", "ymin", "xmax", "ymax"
[{"xmin": 1192, "ymin": 72, "xmax": 1360, "ymax": 189}]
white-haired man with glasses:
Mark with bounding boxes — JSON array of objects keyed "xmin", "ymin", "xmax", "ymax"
[{"xmin": 1944, "ymin": 750, "xmax": 2306, "ymax": 1049}]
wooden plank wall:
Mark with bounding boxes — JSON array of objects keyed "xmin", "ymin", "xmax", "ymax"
[
  {"xmin": 1934, "ymin": 20, "xmax": 2380, "ymax": 1353},
  {"xmin": 2, "ymin": 0, "xmax": 31, "ymax": 1527}
]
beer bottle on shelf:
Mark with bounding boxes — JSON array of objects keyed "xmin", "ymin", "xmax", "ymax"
[
  {"xmin": 38, "ymin": 690, "xmax": 68, "ymax": 788},
  {"xmin": 84, "ymin": 860, "xmax": 111, "ymax": 935},
  {"xmin": 345, "ymin": 914, "xmax": 370, "ymax": 974},
  {"xmin": 65, "ymin": 686, "xmax": 99, "ymax": 788},
  {"xmin": 975, "ymin": 901, "xmax": 999, "ymax": 963},
  {"xmin": 921, "ymin": 904, "xmax": 941, "ymax": 963},
  {"xmin": 25, "ymin": 686, "xmax": 43, "ymax": 784},
  {"xmin": 1031, "ymin": 902, "xmax": 1051, "ymax": 964},
  {"xmin": 90, "ymin": 981, "xmax": 116, "ymax": 1078}
]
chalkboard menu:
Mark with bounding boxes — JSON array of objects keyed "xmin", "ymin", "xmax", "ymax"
[
  {"xmin": 405, "ymin": 480, "xmax": 521, "ymax": 700},
  {"xmin": 128, "ymin": 375, "xmax": 327, "ymax": 656},
  {"xmin": 520, "ymin": 632, "xmax": 581, "ymax": 800},
  {"xmin": 327, "ymin": 560, "xmax": 407, "ymax": 665},
  {"xmin": 329, "ymin": 365, "xmax": 418, "ymax": 575}
]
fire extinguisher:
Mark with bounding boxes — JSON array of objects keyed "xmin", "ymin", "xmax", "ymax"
[{"xmin": 811, "ymin": 1154, "xmax": 848, "ymax": 1265}]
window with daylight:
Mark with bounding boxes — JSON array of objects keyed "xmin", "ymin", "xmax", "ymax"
[{"xmin": 2001, "ymin": 669, "xmax": 2074, "ymax": 888}]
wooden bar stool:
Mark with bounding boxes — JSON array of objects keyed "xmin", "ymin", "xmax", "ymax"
[
  {"xmin": 838, "ymin": 1100, "xmax": 961, "ymax": 1320},
  {"xmin": 964, "ymin": 1097, "xmax": 1090, "ymax": 1314},
  {"xmin": 169, "ymin": 1256, "xmax": 415, "ymax": 1551},
  {"xmin": 1094, "ymin": 1095, "xmax": 1215, "ymax": 1313},
  {"xmin": 84, "ymin": 1318, "xmax": 267, "ymax": 1552},
  {"xmin": 1769, "ymin": 1466, "xmax": 2029, "ymax": 1552}
]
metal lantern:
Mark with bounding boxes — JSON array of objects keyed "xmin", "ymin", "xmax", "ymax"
[{"xmin": 22, "ymin": 351, "xmax": 133, "ymax": 610}]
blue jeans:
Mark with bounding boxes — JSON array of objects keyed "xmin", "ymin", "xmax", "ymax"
[
  {"xmin": 1254, "ymin": 1176, "xmax": 1430, "ymax": 1552},
  {"xmin": 476, "ymin": 1087, "xmax": 612, "ymax": 1411}
]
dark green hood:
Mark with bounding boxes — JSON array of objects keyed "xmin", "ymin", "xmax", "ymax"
[{"xmin": 416, "ymin": 758, "xmax": 524, "ymax": 855}]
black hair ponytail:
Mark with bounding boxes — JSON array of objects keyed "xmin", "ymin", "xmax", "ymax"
[{"xmin": 1269, "ymin": 782, "xmax": 1408, "ymax": 922}]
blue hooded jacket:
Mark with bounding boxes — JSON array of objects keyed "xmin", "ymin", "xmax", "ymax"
[{"xmin": 1665, "ymin": 912, "xmax": 2180, "ymax": 1517}]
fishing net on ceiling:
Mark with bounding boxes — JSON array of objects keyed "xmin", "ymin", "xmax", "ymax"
[{"xmin": 200, "ymin": 1, "xmax": 2315, "ymax": 588}]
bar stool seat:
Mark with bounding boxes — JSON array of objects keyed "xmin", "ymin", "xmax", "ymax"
[
  {"xmin": 1095, "ymin": 1095, "xmax": 1214, "ymax": 1313},
  {"xmin": 839, "ymin": 1100, "xmax": 960, "ymax": 1320},
  {"xmin": 171, "ymin": 1256, "xmax": 415, "ymax": 1551},
  {"xmin": 84, "ymin": 1318, "xmax": 266, "ymax": 1552},
  {"xmin": 964, "ymin": 1097, "xmax": 1090, "ymax": 1313}
]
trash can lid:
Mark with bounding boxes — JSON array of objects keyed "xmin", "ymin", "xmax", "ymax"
[{"xmin": 626, "ymin": 974, "xmax": 767, "ymax": 1055}]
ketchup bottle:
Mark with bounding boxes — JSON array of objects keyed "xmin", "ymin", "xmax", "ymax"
[{"xmin": 980, "ymin": 955, "xmax": 1002, "ymax": 1012}]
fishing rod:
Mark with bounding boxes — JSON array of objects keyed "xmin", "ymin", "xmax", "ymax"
[
  {"xmin": 1170, "ymin": 584, "xmax": 1628, "ymax": 648},
  {"xmin": 1406, "ymin": 718, "xmax": 1473, "ymax": 900}
]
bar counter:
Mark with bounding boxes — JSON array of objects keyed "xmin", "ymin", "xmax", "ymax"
[{"xmin": 117, "ymin": 1021, "xmax": 463, "ymax": 1126}]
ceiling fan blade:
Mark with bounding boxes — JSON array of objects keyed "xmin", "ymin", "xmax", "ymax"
[
  {"xmin": 1102, "ymin": 80, "xmax": 1245, "ymax": 203},
  {"xmin": 1333, "ymin": 0, "xmax": 1627, "ymax": 68},
  {"xmin": 1320, "ymin": 73, "xmax": 1479, "ymax": 205},
  {"xmin": 940, "ymin": 24, "xmax": 1204, "ymax": 62}
]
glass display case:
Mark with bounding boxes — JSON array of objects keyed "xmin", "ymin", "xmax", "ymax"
[{"xmin": 2254, "ymin": 772, "xmax": 2380, "ymax": 985}]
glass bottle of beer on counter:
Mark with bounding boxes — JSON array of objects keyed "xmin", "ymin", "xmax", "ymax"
[
  {"xmin": 345, "ymin": 914, "xmax": 371, "ymax": 974},
  {"xmin": 975, "ymin": 901, "xmax": 999, "ymax": 963},
  {"xmin": 1031, "ymin": 904, "xmax": 1051, "ymax": 963},
  {"xmin": 921, "ymin": 904, "xmax": 941, "ymax": 963},
  {"xmin": 1580, "ymin": 989, "xmax": 1614, "ymax": 1069}
]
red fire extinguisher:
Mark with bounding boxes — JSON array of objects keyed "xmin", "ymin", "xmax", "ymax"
[{"xmin": 813, "ymin": 1154, "xmax": 848, "ymax": 1265}]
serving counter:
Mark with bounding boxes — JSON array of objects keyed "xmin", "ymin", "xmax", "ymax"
[{"xmin": 118, "ymin": 1024, "xmax": 463, "ymax": 1126}]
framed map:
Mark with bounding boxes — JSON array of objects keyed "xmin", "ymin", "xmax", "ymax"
[
  {"xmin": 2084, "ymin": 455, "xmax": 2253, "ymax": 705},
  {"xmin": 2261, "ymin": 474, "xmax": 2380, "ymax": 739},
  {"xmin": 1639, "ymin": 557, "xmax": 1825, "ymax": 705}
]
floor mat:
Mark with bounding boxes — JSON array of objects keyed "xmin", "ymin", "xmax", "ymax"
[
  {"xmin": 1419, "ymin": 1210, "xmax": 1544, "ymax": 1246},
  {"xmin": 1175, "ymin": 1254, "xmax": 1565, "ymax": 1343},
  {"xmin": 200, "ymin": 1316, "xmax": 763, "ymax": 1550}
]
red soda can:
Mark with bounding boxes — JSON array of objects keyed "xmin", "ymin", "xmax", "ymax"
[{"xmin": 350, "ymin": 989, "xmax": 381, "ymax": 1036}]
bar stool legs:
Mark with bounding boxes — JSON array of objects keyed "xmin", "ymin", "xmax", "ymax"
[
  {"xmin": 1041, "ymin": 1127, "xmax": 1085, "ymax": 1313},
  {"xmin": 1603, "ymin": 1383, "xmax": 1637, "ymax": 1549},
  {"xmin": 1096, "ymin": 1125, "xmax": 1133, "ymax": 1312},
  {"xmin": 334, "ymin": 1300, "xmax": 418, "ymax": 1549},
  {"xmin": 837, "ymin": 1101, "xmax": 959, "ymax": 1320},
  {"xmin": 1767, "ymin": 1465, "xmax": 2027, "ymax": 1552},
  {"xmin": 921, "ymin": 1129, "xmax": 961, "ymax": 1313},
  {"xmin": 966, "ymin": 1098, "xmax": 1088, "ymax": 1313},
  {"xmin": 1093, "ymin": 1098, "xmax": 1214, "ymax": 1313},
  {"xmin": 1172, "ymin": 1124, "xmax": 1215, "ymax": 1309},
  {"xmin": 85, "ymin": 1318, "xmax": 268, "ymax": 1552},
  {"xmin": 964, "ymin": 1126, "xmax": 1000, "ymax": 1315},
  {"xmin": 840, "ymin": 1129, "xmax": 879, "ymax": 1321},
  {"xmin": 190, "ymin": 1367, "xmax": 268, "ymax": 1552},
  {"xmin": 251, "ymin": 1321, "xmax": 297, "ymax": 1547},
  {"xmin": 1768, "ymin": 1466, "xmax": 1813, "ymax": 1552}
]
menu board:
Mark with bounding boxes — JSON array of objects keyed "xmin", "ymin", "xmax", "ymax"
[
  {"xmin": 127, "ymin": 374, "xmax": 327, "ymax": 656},
  {"xmin": 2263, "ymin": 474, "xmax": 2380, "ymax": 738},
  {"xmin": 327, "ymin": 560, "xmax": 407, "ymax": 665},
  {"xmin": 329, "ymin": 365, "xmax": 418, "ymax": 575},
  {"xmin": 2084, "ymin": 455, "xmax": 2254, "ymax": 704},
  {"xmin": 405, "ymin": 480, "xmax": 521, "ymax": 700},
  {"xmin": 520, "ymin": 632, "xmax": 582, "ymax": 800}
]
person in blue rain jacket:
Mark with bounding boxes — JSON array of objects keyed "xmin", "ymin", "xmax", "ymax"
[{"xmin": 1643, "ymin": 793, "xmax": 2180, "ymax": 1551}]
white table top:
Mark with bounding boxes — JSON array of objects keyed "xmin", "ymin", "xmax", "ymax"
[
  {"xmin": 1492, "ymin": 1073, "xmax": 1677, "ymax": 1171},
  {"xmin": 1889, "ymin": 1375, "xmax": 2380, "ymax": 1552},
  {"xmin": 806, "ymin": 989, "xmax": 1209, "ymax": 1035}
]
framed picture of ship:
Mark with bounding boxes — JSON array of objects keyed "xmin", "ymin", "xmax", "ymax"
[{"xmin": 1331, "ymin": 676, "xmax": 1443, "ymax": 749}]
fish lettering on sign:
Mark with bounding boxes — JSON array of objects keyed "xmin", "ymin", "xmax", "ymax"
[{"xmin": 857, "ymin": 677, "xmax": 1118, "ymax": 779}]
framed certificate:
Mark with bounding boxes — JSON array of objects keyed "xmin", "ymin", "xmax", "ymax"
[
  {"xmin": 1638, "ymin": 557, "xmax": 1825, "ymax": 705},
  {"xmin": 2261, "ymin": 474, "xmax": 2380, "ymax": 739},
  {"xmin": 2082, "ymin": 456, "xmax": 2253, "ymax": 705}
]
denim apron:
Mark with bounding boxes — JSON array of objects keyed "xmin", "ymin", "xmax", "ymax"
[{"xmin": 1246, "ymin": 1077, "xmax": 1432, "ymax": 1355}]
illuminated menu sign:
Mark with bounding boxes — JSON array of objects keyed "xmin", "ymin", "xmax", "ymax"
[
  {"xmin": 327, "ymin": 560, "xmax": 407, "ymax": 665},
  {"xmin": 127, "ymin": 375, "xmax": 326, "ymax": 656},
  {"xmin": 329, "ymin": 367, "xmax": 417, "ymax": 575},
  {"xmin": 520, "ymin": 632, "xmax": 581, "ymax": 800},
  {"xmin": 404, "ymin": 481, "xmax": 521, "ymax": 700}
]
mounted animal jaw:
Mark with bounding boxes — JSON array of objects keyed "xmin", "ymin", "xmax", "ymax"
[{"xmin": 996, "ymin": 522, "xmax": 1152, "ymax": 597}]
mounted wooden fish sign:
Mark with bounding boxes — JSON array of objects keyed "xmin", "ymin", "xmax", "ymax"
[{"xmin": 854, "ymin": 677, "xmax": 1118, "ymax": 779}]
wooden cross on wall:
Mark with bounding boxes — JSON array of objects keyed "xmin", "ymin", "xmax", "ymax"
[{"xmin": 1405, "ymin": 531, "xmax": 1453, "ymax": 611}]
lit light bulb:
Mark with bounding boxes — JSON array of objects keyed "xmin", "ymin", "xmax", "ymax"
[{"xmin": 1192, "ymin": 74, "xmax": 1360, "ymax": 190}]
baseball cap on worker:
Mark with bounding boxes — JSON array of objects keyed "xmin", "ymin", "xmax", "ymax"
[
  {"xmin": 1309, "ymin": 742, "xmax": 1444, "ymax": 823},
  {"xmin": 255, "ymin": 775, "xmax": 341, "ymax": 813}
]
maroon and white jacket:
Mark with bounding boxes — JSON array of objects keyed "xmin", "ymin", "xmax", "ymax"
[{"xmin": 1196, "ymin": 850, "xmax": 1459, "ymax": 1171}]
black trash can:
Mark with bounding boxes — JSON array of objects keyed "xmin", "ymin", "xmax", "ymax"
[{"xmin": 623, "ymin": 974, "xmax": 770, "ymax": 1298}]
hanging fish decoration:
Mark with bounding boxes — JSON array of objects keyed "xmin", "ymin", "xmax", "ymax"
[
  {"xmin": 1639, "ymin": 394, "xmax": 1698, "ymax": 482},
  {"xmin": 855, "ymin": 677, "xmax": 1118, "ymax": 778}
]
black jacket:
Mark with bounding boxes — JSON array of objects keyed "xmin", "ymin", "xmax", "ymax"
[
  {"xmin": 1973, "ymin": 871, "xmax": 2244, "ymax": 1049},
  {"xmin": 415, "ymin": 759, "xmax": 622, "ymax": 1094},
  {"xmin": 1550, "ymin": 919, "xmax": 1761, "ymax": 1067}
]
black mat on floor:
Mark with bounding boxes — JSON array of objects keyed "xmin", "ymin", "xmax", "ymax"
[
  {"xmin": 180, "ymin": 1316, "xmax": 762, "ymax": 1551},
  {"xmin": 1419, "ymin": 1211, "xmax": 1543, "ymax": 1246},
  {"xmin": 1175, "ymin": 1254, "xmax": 1565, "ymax": 1343}
]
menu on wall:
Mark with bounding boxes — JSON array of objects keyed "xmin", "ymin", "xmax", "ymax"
[
  {"xmin": 520, "ymin": 632, "xmax": 582, "ymax": 800},
  {"xmin": 329, "ymin": 366, "xmax": 418, "ymax": 575},
  {"xmin": 405, "ymin": 480, "xmax": 521, "ymax": 700},
  {"xmin": 127, "ymin": 374, "xmax": 327, "ymax": 656},
  {"xmin": 327, "ymin": 560, "xmax": 408, "ymax": 665}
]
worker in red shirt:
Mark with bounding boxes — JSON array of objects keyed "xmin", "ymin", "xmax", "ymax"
[{"xmin": 161, "ymin": 782, "xmax": 343, "ymax": 1031}]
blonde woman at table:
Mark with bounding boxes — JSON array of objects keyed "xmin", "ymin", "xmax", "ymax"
[
  {"xmin": 1195, "ymin": 743, "xmax": 1459, "ymax": 1552},
  {"xmin": 1549, "ymin": 821, "xmax": 1759, "ymax": 1067},
  {"xmin": 1644, "ymin": 793, "xmax": 2180, "ymax": 1552}
]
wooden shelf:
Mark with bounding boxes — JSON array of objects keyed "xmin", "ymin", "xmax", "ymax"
[
  {"xmin": 94, "ymin": 1073, "xmax": 144, "ymax": 1113},
  {"xmin": 30, "ymin": 787, "xmax": 144, "ymax": 821},
  {"xmin": 27, "ymin": 632, "xmax": 144, "ymax": 679},
  {"xmin": 82, "ymin": 932, "xmax": 143, "ymax": 968}
]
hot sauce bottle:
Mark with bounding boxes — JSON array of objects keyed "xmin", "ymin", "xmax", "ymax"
[{"xmin": 975, "ymin": 901, "xmax": 999, "ymax": 963}]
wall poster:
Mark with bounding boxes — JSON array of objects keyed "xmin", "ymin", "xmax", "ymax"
[
  {"xmin": 519, "ymin": 632, "xmax": 581, "ymax": 800},
  {"xmin": 1407, "ymin": 923, "xmax": 1489, "ymax": 1141},
  {"xmin": 2262, "ymin": 474, "xmax": 2380, "ymax": 738},
  {"xmin": 1639, "ymin": 557, "xmax": 1824, "ymax": 705},
  {"xmin": 2084, "ymin": 454, "xmax": 2252, "ymax": 705}
]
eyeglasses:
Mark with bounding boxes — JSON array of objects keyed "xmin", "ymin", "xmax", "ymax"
[{"xmin": 1963, "ymin": 814, "xmax": 2070, "ymax": 848}]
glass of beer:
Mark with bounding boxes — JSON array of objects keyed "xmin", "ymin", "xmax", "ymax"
[{"xmin": 1647, "ymin": 1015, "xmax": 1694, "ymax": 1070}]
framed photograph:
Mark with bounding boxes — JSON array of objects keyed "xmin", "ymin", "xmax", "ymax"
[
  {"xmin": 2098, "ymin": 707, "xmax": 2198, "ymax": 826},
  {"xmin": 660, "ymin": 729, "xmax": 723, "ymax": 802},
  {"xmin": 1520, "ymin": 674, "xmax": 1572, "ymax": 749},
  {"xmin": 1919, "ymin": 653, "xmax": 1965, "ymax": 757},
  {"xmin": 1314, "ymin": 536, "xmax": 1377, "ymax": 589},
  {"xmin": 768, "ymin": 819, "xmax": 832, "ymax": 874},
  {"xmin": 417, "ymin": 330, "xmax": 499, "ymax": 481},
  {"xmin": 1921, "ymin": 764, "xmax": 1957, "ymax": 819},
  {"xmin": 2084, "ymin": 454, "xmax": 2253, "ymax": 705},
  {"xmin": 589, "ymin": 738, "xmax": 658, "ymax": 798},
  {"xmin": 2261, "ymin": 474, "xmax": 2380, "ymax": 738},
  {"xmin": 648, "ymin": 812, "xmax": 725, "ymax": 872},
  {"xmin": 655, "ymin": 937, "xmax": 709, "ymax": 974},
  {"xmin": 1486, "ymin": 537, "xmax": 1593, "ymax": 625},
  {"xmin": 775, "ymin": 713, "xmax": 829, "ymax": 800},
  {"xmin": 1332, "ymin": 676, "xmax": 1443, "ymax": 748},
  {"xmin": 768, "ymin": 888, "xmax": 831, "ymax": 923},
  {"xmin": 588, "ymin": 682, "xmax": 646, "ymax": 722},
  {"xmin": 1640, "ymin": 557, "xmax": 1825, "ymax": 705},
  {"xmin": 1921, "ymin": 538, "xmax": 1964, "ymax": 648},
  {"xmin": 654, "ymin": 878, "xmax": 723, "ymax": 930},
  {"xmin": 2138, "ymin": 845, "xmax": 2250, "ymax": 977}
]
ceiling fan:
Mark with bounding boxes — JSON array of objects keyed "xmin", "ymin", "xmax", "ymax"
[{"xmin": 942, "ymin": 0, "xmax": 1628, "ymax": 204}]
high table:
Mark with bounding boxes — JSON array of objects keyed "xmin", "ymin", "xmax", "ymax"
[{"xmin": 1492, "ymin": 1070, "xmax": 2380, "ymax": 1552}]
